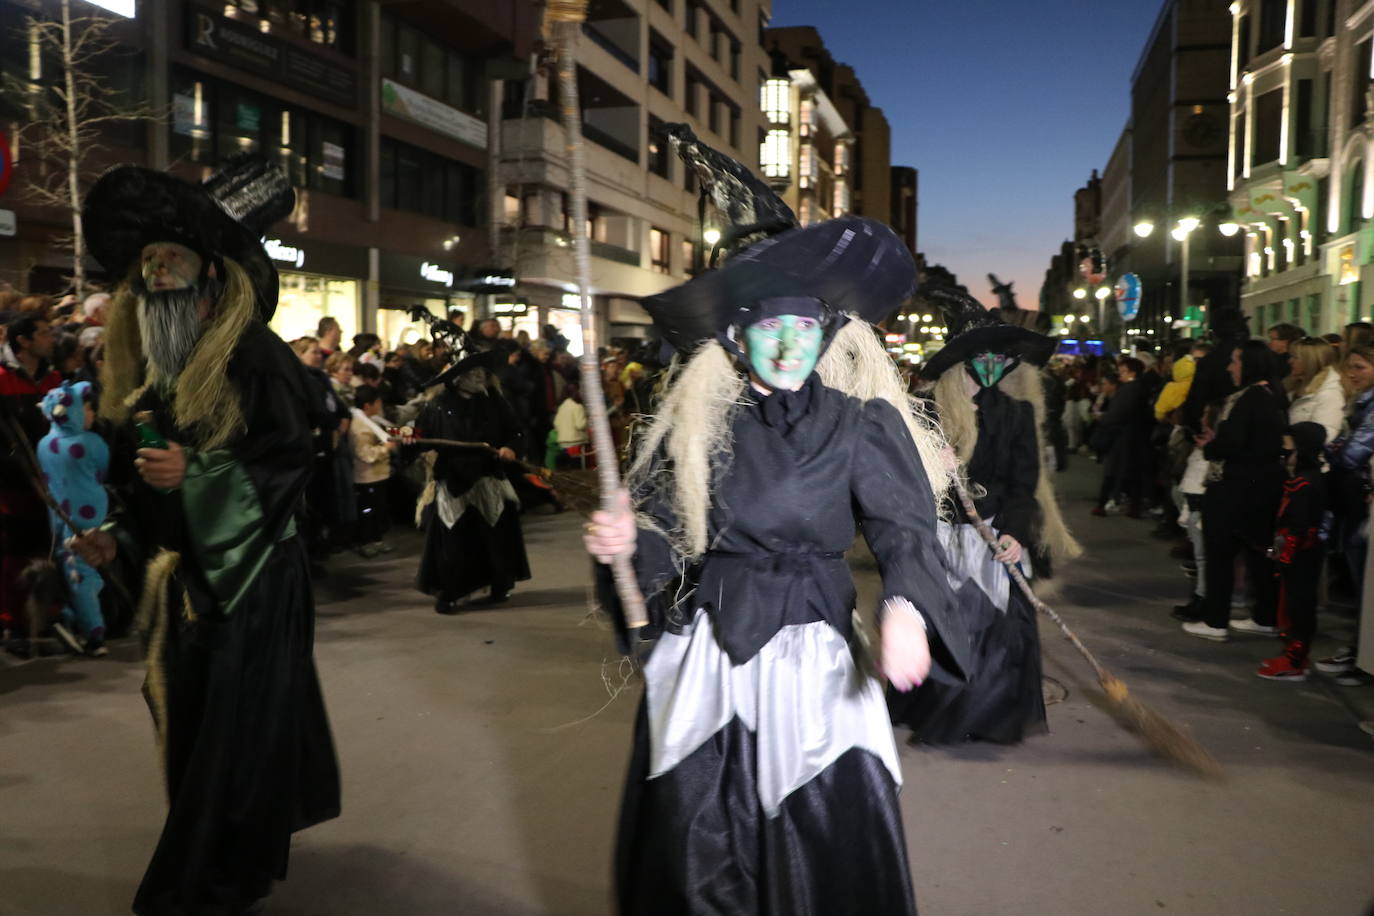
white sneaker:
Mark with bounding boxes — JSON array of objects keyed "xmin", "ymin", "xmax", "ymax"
[
  {"xmin": 1230, "ymin": 618, "xmax": 1278, "ymax": 636},
  {"xmin": 1182, "ymin": 621, "xmax": 1229, "ymax": 642},
  {"xmin": 1314, "ymin": 648, "xmax": 1357, "ymax": 674},
  {"xmin": 51, "ymin": 622, "xmax": 84, "ymax": 655},
  {"xmin": 1359, "ymin": 721, "xmax": 1374, "ymax": 738}
]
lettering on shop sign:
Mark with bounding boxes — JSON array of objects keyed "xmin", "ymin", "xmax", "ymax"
[
  {"xmin": 478, "ymin": 275, "xmax": 516, "ymax": 288},
  {"xmin": 420, "ymin": 262, "xmax": 454, "ymax": 287},
  {"xmin": 262, "ymin": 238, "xmax": 305, "ymax": 268}
]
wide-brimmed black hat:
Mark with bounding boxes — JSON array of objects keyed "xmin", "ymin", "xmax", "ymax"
[
  {"xmin": 919, "ymin": 287, "xmax": 1057, "ymax": 381},
  {"xmin": 641, "ymin": 216, "xmax": 916, "ymax": 355},
  {"xmin": 83, "ymin": 153, "xmax": 295, "ymax": 320},
  {"xmin": 427, "ymin": 346, "xmax": 507, "ymax": 390}
]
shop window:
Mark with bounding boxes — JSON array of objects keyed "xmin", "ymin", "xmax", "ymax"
[
  {"xmin": 649, "ymin": 227, "xmax": 670, "ymax": 274},
  {"xmin": 648, "ymin": 32, "xmax": 672, "ymax": 96},
  {"xmin": 310, "ymin": 118, "xmax": 349, "ymax": 196},
  {"xmin": 272, "ymin": 273, "xmax": 359, "ymax": 346},
  {"xmin": 170, "ymin": 74, "xmax": 214, "ymax": 163}
]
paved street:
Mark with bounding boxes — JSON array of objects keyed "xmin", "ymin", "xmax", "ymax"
[{"xmin": 4, "ymin": 461, "xmax": 1374, "ymax": 916}]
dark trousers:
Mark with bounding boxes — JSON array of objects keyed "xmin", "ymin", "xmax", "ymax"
[
  {"xmin": 1202, "ymin": 525, "xmax": 1278, "ymax": 630},
  {"xmin": 1276, "ymin": 549, "xmax": 1322, "ymax": 658},
  {"xmin": 354, "ymin": 481, "xmax": 388, "ymax": 546}
]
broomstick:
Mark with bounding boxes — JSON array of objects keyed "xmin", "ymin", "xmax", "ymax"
[
  {"xmin": 409, "ymin": 436, "xmax": 603, "ymax": 512},
  {"xmin": 548, "ymin": 0, "xmax": 648, "ymax": 630},
  {"xmin": 952, "ymin": 479, "xmax": 1225, "ymax": 780}
]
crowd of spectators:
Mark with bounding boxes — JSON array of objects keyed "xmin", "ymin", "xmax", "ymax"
[{"xmin": 1044, "ymin": 318, "xmax": 1374, "ymax": 694}]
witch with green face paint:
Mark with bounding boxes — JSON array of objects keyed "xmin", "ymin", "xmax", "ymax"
[
  {"xmin": 888, "ymin": 287, "xmax": 1081, "ymax": 747},
  {"xmin": 584, "ymin": 217, "xmax": 973, "ymax": 915}
]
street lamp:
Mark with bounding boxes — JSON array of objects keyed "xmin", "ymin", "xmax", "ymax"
[
  {"xmin": 1094, "ymin": 287, "xmax": 1111, "ymax": 300},
  {"xmin": 703, "ymin": 228, "xmax": 722, "ymax": 246},
  {"xmin": 1172, "ymin": 217, "xmax": 1199, "ymax": 321},
  {"xmin": 1079, "ymin": 314, "xmax": 1092, "ymax": 323},
  {"xmin": 1072, "ymin": 287, "xmax": 1088, "ymax": 300},
  {"xmin": 1218, "ymin": 221, "xmax": 1240, "ymax": 237},
  {"xmin": 1134, "ymin": 220, "xmax": 1155, "ymax": 238}
]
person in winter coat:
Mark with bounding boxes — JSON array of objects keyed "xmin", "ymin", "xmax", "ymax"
[
  {"xmin": 1154, "ymin": 351, "xmax": 1197, "ymax": 421},
  {"xmin": 350, "ymin": 384, "xmax": 396, "ymax": 558},
  {"xmin": 1285, "ymin": 337, "xmax": 1344, "ymax": 443},
  {"xmin": 1182, "ymin": 341, "xmax": 1288, "ymax": 642},
  {"xmin": 1091, "ymin": 357, "xmax": 1151, "ymax": 516},
  {"xmin": 1316, "ymin": 345, "xmax": 1374, "ymax": 679},
  {"xmin": 1256, "ymin": 422, "xmax": 1330, "ymax": 681}
]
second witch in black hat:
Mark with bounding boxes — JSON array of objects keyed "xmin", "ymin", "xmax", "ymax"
[{"xmin": 889, "ymin": 286, "xmax": 1081, "ymax": 746}]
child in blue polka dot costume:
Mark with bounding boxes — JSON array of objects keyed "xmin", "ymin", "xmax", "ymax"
[{"xmin": 38, "ymin": 380, "xmax": 110, "ymax": 656}]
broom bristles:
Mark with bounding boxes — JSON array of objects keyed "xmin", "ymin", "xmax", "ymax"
[{"xmin": 1100, "ymin": 674, "xmax": 1226, "ymax": 781}]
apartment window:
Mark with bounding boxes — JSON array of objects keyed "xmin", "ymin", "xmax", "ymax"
[
  {"xmin": 1353, "ymin": 39, "xmax": 1372, "ymax": 128},
  {"xmin": 730, "ymin": 41, "xmax": 740, "ymax": 81},
  {"xmin": 173, "ymin": 72, "xmax": 353, "ymax": 197},
  {"xmin": 225, "ymin": 0, "xmax": 353, "ymax": 54},
  {"xmin": 1252, "ymin": 88, "xmax": 1282, "ymax": 165},
  {"xmin": 648, "ymin": 31, "xmax": 672, "ymax": 95},
  {"xmin": 1237, "ymin": 15, "xmax": 1252, "ymax": 69},
  {"xmin": 681, "ymin": 238, "xmax": 696, "ymax": 276},
  {"xmin": 685, "ymin": 71, "xmax": 700, "ymax": 116},
  {"xmin": 649, "ymin": 227, "xmax": 671, "ymax": 274},
  {"xmin": 1257, "ymin": 0, "xmax": 1285, "ymax": 54},
  {"xmin": 728, "ymin": 106, "xmax": 739, "ymax": 147},
  {"xmin": 655, "ymin": 0, "xmax": 672, "ymax": 10},
  {"xmin": 1233, "ymin": 111, "xmax": 1246, "ymax": 178},
  {"xmin": 1300, "ymin": 0, "xmax": 1317, "ymax": 37},
  {"xmin": 799, "ymin": 98, "xmax": 813, "ymax": 137},
  {"xmin": 707, "ymin": 94, "xmax": 719, "ymax": 133},
  {"xmin": 379, "ymin": 137, "xmax": 482, "ymax": 225},
  {"xmin": 1295, "ymin": 79, "xmax": 1314, "ymax": 159},
  {"xmin": 382, "ymin": 13, "xmax": 483, "ymax": 115},
  {"xmin": 685, "ymin": 0, "xmax": 698, "ymax": 38},
  {"xmin": 1324, "ymin": 0, "xmax": 1337, "ymax": 38},
  {"xmin": 648, "ymin": 116, "xmax": 671, "ymax": 179}
]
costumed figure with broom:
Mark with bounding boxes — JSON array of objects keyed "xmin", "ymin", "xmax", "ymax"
[
  {"xmin": 888, "ymin": 287, "xmax": 1082, "ymax": 745},
  {"xmin": 70, "ymin": 153, "xmax": 340, "ymax": 915},
  {"xmin": 583, "ymin": 193, "xmax": 973, "ymax": 909},
  {"xmin": 405, "ymin": 346, "xmax": 532, "ymax": 614}
]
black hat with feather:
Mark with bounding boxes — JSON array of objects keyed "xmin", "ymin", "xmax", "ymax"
[
  {"xmin": 919, "ymin": 287, "xmax": 1057, "ymax": 381},
  {"xmin": 83, "ymin": 153, "xmax": 295, "ymax": 320}
]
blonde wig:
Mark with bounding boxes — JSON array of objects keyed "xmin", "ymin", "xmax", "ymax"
[
  {"xmin": 100, "ymin": 257, "xmax": 256, "ymax": 451},
  {"xmin": 1289, "ymin": 337, "xmax": 1336, "ymax": 396}
]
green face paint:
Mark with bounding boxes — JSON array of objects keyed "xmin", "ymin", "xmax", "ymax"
[
  {"xmin": 744, "ymin": 314, "xmax": 824, "ymax": 391},
  {"xmin": 967, "ymin": 351, "xmax": 1018, "ymax": 388}
]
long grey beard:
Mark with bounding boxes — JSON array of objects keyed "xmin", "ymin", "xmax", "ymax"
[{"xmin": 137, "ymin": 289, "xmax": 204, "ymax": 379}]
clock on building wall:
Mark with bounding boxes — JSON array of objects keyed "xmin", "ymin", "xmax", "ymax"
[{"xmin": 1183, "ymin": 113, "xmax": 1222, "ymax": 149}]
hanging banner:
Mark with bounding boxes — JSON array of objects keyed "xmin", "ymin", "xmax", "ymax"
[{"xmin": 0, "ymin": 130, "xmax": 12, "ymax": 196}]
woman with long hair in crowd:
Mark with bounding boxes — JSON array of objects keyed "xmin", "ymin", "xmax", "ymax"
[
  {"xmin": 1183, "ymin": 340, "xmax": 1288, "ymax": 642},
  {"xmin": 1286, "ymin": 336, "xmax": 1344, "ymax": 442}
]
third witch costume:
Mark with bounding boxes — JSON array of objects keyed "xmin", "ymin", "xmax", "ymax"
[{"xmin": 595, "ymin": 214, "xmax": 972, "ymax": 915}]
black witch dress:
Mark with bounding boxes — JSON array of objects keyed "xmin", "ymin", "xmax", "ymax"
[
  {"xmin": 889, "ymin": 385, "xmax": 1048, "ymax": 744},
  {"xmin": 113, "ymin": 321, "xmax": 341, "ymax": 915},
  {"xmin": 599, "ymin": 376, "xmax": 970, "ymax": 915},
  {"xmin": 414, "ymin": 387, "xmax": 530, "ymax": 602}
]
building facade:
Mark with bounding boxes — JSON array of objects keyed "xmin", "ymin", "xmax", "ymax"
[
  {"xmin": 1229, "ymin": 0, "xmax": 1374, "ymax": 334},
  {"xmin": 496, "ymin": 0, "xmax": 774, "ymax": 349}
]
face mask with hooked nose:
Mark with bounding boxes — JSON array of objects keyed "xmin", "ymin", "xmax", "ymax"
[
  {"xmin": 743, "ymin": 314, "xmax": 824, "ymax": 391},
  {"xmin": 966, "ymin": 351, "xmax": 1019, "ymax": 388}
]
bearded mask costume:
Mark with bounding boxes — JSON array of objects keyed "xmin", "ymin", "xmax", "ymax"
[
  {"xmin": 593, "ymin": 126, "xmax": 972, "ymax": 911},
  {"xmin": 83, "ymin": 154, "xmax": 340, "ymax": 915},
  {"xmin": 888, "ymin": 288, "xmax": 1081, "ymax": 745}
]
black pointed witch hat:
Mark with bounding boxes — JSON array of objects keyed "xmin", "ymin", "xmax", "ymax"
[
  {"xmin": 83, "ymin": 153, "xmax": 295, "ymax": 320},
  {"xmin": 919, "ymin": 287, "xmax": 1057, "ymax": 381}
]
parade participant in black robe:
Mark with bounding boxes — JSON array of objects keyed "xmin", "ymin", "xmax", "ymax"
[
  {"xmin": 889, "ymin": 288, "xmax": 1080, "ymax": 745},
  {"xmin": 74, "ymin": 155, "xmax": 340, "ymax": 915},
  {"xmin": 409, "ymin": 349, "xmax": 530, "ymax": 613},
  {"xmin": 586, "ymin": 216, "xmax": 971, "ymax": 916}
]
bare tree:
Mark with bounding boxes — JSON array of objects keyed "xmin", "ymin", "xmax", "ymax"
[{"xmin": 5, "ymin": 0, "xmax": 160, "ymax": 298}]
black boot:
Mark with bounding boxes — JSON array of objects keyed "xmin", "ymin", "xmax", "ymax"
[{"xmin": 1171, "ymin": 594, "xmax": 1204, "ymax": 622}]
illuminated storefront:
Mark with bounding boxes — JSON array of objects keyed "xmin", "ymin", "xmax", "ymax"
[
  {"xmin": 377, "ymin": 252, "xmax": 474, "ymax": 348},
  {"xmin": 262, "ymin": 236, "xmax": 367, "ymax": 345}
]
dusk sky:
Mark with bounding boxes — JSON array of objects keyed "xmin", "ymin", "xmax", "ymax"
[{"xmin": 769, "ymin": 0, "xmax": 1166, "ymax": 310}]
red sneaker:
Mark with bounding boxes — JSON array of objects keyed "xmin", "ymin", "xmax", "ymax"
[
  {"xmin": 1257, "ymin": 653, "xmax": 1308, "ymax": 681},
  {"xmin": 1090, "ymin": 506, "xmax": 1107, "ymax": 517}
]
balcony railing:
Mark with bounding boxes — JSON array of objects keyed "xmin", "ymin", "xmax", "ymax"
[
  {"xmin": 583, "ymin": 122, "xmax": 639, "ymax": 163},
  {"xmin": 590, "ymin": 239, "xmax": 641, "ymax": 266},
  {"xmin": 500, "ymin": 226, "xmax": 642, "ymax": 269}
]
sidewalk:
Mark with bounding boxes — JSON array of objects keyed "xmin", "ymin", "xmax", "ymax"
[{"xmin": 2, "ymin": 458, "xmax": 1372, "ymax": 915}]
